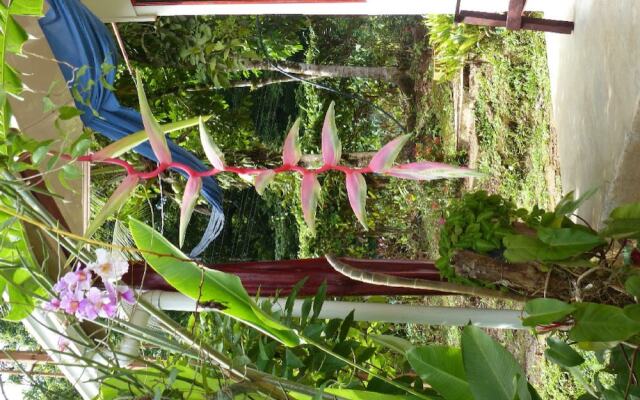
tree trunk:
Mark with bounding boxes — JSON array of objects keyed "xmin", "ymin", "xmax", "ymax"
[
  {"xmin": 241, "ymin": 61, "xmax": 409, "ymax": 85},
  {"xmin": 124, "ymin": 257, "xmax": 447, "ymax": 297}
]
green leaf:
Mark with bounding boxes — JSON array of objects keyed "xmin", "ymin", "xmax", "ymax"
[
  {"xmin": 570, "ymin": 303, "xmax": 640, "ymax": 342},
  {"xmin": 610, "ymin": 202, "xmax": 640, "ymax": 220},
  {"xmin": 86, "ymin": 175, "xmax": 139, "ymax": 237},
  {"xmin": 523, "ymin": 298, "xmax": 575, "ymax": 327},
  {"xmin": 5, "ymin": 16, "xmax": 28, "ymax": 54},
  {"xmin": 626, "ymin": 275, "xmax": 640, "ymax": 298},
  {"xmin": 58, "ymin": 106, "xmax": 83, "ymax": 120},
  {"xmin": 407, "ymin": 346, "xmax": 473, "ymax": 400},
  {"xmin": 129, "ymin": 218, "xmax": 300, "ymax": 347},
  {"xmin": 290, "ymin": 388, "xmax": 420, "ymax": 400},
  {"xmin": 8, "ymin": 0, "xmax": 43, "ymax": 16},
  {"xmin": 504, "ymin": 233, "xmax": 597, "ymax": 263},
  {"xmin": 31, "ymin": 140, "xmax": 53, "ymax": 165},
  {"xmin": 545, "ymin": 337, "xmax": 585, "ymax": 368},
  {"xmin": 555, "ymin": 188, "xmax": 598, "ymax": 217},
  {"xmin": 461, "ymin": 326, "xmax": 526, "ymax": 400},
  {"xmin": 3, "ymin": 64, "xmax": 22, "ymax": 95},
  {"xmin": 537, "ymin": 227, "xmax": 605, "ymax": 253},
  {"xmin": 601, "ymin": 218, "xmax": 640, "ymax": 239},
  {"xmin": 71, "ymin": 138, "xmax": 91, "ymax": 158},
  {"xmin": 369, "ymin": 334, "xmax": 413, "ymax": 354}
]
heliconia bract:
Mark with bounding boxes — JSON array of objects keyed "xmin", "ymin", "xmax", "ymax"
[
  {"xmin": 136, "ymin": 74, "xmax": 172, "ymax": 165},
  {"xmin": 255, "ymin": 170, "xmax": 276, "ymax": 196},
  {"xmin": 282, "ymin": 118, "xmax": 302, "ymax": 166},
  {"xmin": 301, "ymin": 172, "xmax": 322, "ymax": 233},
  {"xmin": 199, "ymin": 117, "xmax": 225, "ymax": 171},
  {"xmin": 86, "ymin": 175, "xmax": 140, "ymax": 238},
  {"xmin": 93, "ymin": 116, "xmax": 208, "ymax": 161},
  {"xmin": 385, "ymin": 162, "xmax": 484, "ymax": 181},
  {"xmin": 321, "ymin": 101, "xmax": 341, "ymax": 166},
  {"xmin": 368, "ymin": 134, "xmax": 412, "ymax": 173},
  {"xmin": 179, "ymin": 176, "xmax": 202, "ymax": 248},
  {"xmin": 346, "ymin": 172, "xmax": 368, "ymax": 230}
]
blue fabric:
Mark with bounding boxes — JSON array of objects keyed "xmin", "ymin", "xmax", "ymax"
[{"xmin": 39, "ymin": 0, "xmax": 224, "ymax": 254}]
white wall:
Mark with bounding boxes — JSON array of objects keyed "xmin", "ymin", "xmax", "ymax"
[{"xmin": 81, "ymin": 0, "xmax": 557, "ymax": 21}]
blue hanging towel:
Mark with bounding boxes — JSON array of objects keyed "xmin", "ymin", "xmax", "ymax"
[{"xmin": 39, "ymin": 0, "xmax": 224, "ymax": 257}]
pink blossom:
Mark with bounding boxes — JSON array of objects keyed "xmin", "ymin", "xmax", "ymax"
[
  {"xmin": 59, "ymin": 289, "xmax": 84, "ymax": 317},
  {"xmin": 78, "ymin": 288, "xmax": 116, "ymax": 320},
  {"xmin": 57, "ymin": 336, "xmax": 70, "ymax": 352},
  {"xmin": 43, "ymin": 298, "xmax": 61, "ymax": 311}
]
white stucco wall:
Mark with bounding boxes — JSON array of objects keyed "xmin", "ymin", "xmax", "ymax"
[{"xmin": 81, "ymin": 0, "xmax": 556, "ymax": 21}]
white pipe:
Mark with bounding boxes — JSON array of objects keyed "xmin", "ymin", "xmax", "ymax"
[
  {"xmin": 116, "ymin": 306, "xmax": 151, "ymax": 366},
  {"xmin": 142, "ymin": 291, "xmax": 525, "ymax": 330},
  {"xmin": 22, "ymin": 310, "xmax": 102, "ymax": 400}
]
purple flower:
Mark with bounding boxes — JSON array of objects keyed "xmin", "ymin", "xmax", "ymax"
[
  {"xmin": 57, "ymin": 336, "xmax": 70, "ymax": 352},
  {"xmin": 59, "ymin": 289, "xmax": 84, "ymax": 317},
  {"xmin": 43, "ymin": 298, "xmax": 61, "ymax": 311},
  {"xmin": 78, "ymin": 288, "xmax": 116, "ymax": 321},
  {"xmin": 57, "ymin": 269, "xmax": 92, "ymax": 293}
]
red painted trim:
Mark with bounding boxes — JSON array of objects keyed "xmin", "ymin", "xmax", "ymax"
[{"xmin": 132, "ymin": 0, "xmax": 365, "ymax": 6}]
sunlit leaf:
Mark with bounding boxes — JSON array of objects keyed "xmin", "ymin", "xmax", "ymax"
[
  {"xmin": 179, "ymin": 177, "xmax": 202, "ymax": 249},
  {"xmin": 86, "ymin": 175, "xmax": 139, "ymax": 237},
  {"xmin": 407, "ymin": 345, "xmax": 473, "ymax": 400},
  {"xmin": 321, "ymin": 101, "xmax": 341, "ymax": 166},
  {"xmin": 136, "ymin": 74, "xmax": 172, "ymax": 164},
  {"xmin": 199, "ymin": 117, "xmax": 225, "ymax": 170},
  {"xmin": 368, "ymin": 134, "xmax": 411, "ymax": 173},
  {"xmin": 385, "ymin": 162, "xmax": 483, "ymax": 181},
  {"xmin": 345, "ymin": 172, "xmax": 367, "ymax": 230},
  {"xmin": 129, "ymin": 218, "xmax": 300, "ymax": 346},
  {"xmin": 254, "ymin": 170, "xmax": 276, "ymax": 196},
  {"xmin": 282, "ymin": 118, "xmax": 302, "ymax": 166},
  {"xmin": 301, "ymin": 173, "xmax": 321, "ymax": 233},
  {"xmin": 93, "ymin": 116, "xmax": 208, "ymax": 161}
]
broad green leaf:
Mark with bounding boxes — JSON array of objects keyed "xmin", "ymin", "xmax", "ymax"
[
  {"xmin": 129, "ymin": 218, "xmax": 300, "ymax": 346},
  {"xmin": 554, "ymin": 188, "xmax": 598, "ymax": 217},
  {"xmin": 290, "ymin": 388, "xmax": 421, "ymax": 400},
  {"xmin": 92, "ymin": 116, "xmax": 208, "ymax": 161},
  {"xmin": 86, "ymin": 175, "xmax": 139, "ymax": 237},
  {"xmin": 321, "ymin": 101, "xmax": 341, "ymax": 166},
  {"xmin": 136, "ymin": 74, "xmax": 172, "ymax": 164},
  {"xmin": 179, "ymin": 177, "xmax": 201, "ymax": 249},
  {"xmin": 8, "ymin": 0, "xmax": 43, "ymax": 15},
  {"xmin": 624, "ymin": 304, "xmax": 640, "ymax": 321},
  {"xmin": 345, "ymin": 172, "xmax": 367, "ymax": 230},
  {"xmin": 407, "ymin": 346, "xmax": 472, "ymax": 400},
  {"xmin": 570, "ymin": 303, "xmax": 640, "ymax": 342},
  {"xmin": 537, "ymin": 227, "xmax": 605, "ymax": 253},
  {"xmin": 3, "ymin": 64, "xmax": 22, "ymax": 95},
  {"xmin": 522, "ymin": 298, "xmax": 575, "ymax": 327},
  {"xmin": 609, "ymin": 202, "xmax": 640, "ymax": 220},
  {"xmin": 601, "ymin": 218, "xmax": 640, "ymax": 239},
  {"xmin": 369, "ymin": 334, "xmax": 413, "ymax": 354},
  {"xmin": 5, "ymin": 16, "xmax": 28, "ymax": 54},
  {"xmin": 626, "ymin": 275, "xmax": 640, "ymax": 298},
  {"xmin": 282, "ymin": 118, "xmax": 302, "ymax": 166},
  {"xmin": 199, "ymin": 116, "xmax": 225, "ymax": 170},
  {"xmin": 504, "ymin": 234, "xmax": 594, "ymax": 263},
  {"xmin": 462, "ymin": 326, "xmax": 526, "ymax": 400},
  {"xmin": 300, "ymin": 172, "xmax": 321, "ymax": 234},
  {"xmin": 545, "ymin": 337, "xmax": 585, "ymax": 368},
  {"xmin": 368, "ymin": 134, "xmax": 411, "ymax": 173},
  {"xmin": 98, "ymin": 365, "xmax": 220, "ymax": 400}
]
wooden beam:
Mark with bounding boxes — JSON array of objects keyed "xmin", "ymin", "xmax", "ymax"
[{"xmin": 506, "ymin": 0, "xmax": 526, "ymax": 30}]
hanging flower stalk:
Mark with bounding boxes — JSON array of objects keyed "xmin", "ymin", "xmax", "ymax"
[{"xmin": 64, "ymin": 78, "xmax": 482, "ymax": 246}]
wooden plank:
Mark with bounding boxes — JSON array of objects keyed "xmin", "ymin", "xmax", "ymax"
[{"xmin": 506, "ymin": 0, "xmax": 526, "ymax": 30}]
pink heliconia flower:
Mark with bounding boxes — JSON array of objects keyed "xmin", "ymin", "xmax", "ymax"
[
  {"xmin": 345, "ymin": 172, "xmax": 368, "ymax": 230},
  {"xmin": 254, "ymin": 170, "xmax": 276, "ymax": 196},
  {"xmin": 368, "ymin": 134, "xmax": 411, "ymax": 173},
  {"xmin": 321, "ymin": 102, "xmax": 342, "ymax": 166},
  {"xmin": 179, "ymin": 177, "xmax": 203, "ymax": 248},
  {"xmin": 199, "ymin": 117, "xmax": 225, "ymax": 171},
  {"xmin": 137, "ymin": 74, "xmax": 172, "ymax": 165},
  {"xmin": 300, "ymin": 172, "xmax": 321, "ymax": 233},
  {"xmin": 282, "ymin": 118, "xmax": 302, "ymax": 166},
  {"xmin": 86, "ymin": 175, "xmax": 140, "ymax": 238},
  {"xmin": 385, "ymin": 162, "xmax": 483, "ymax": 181},
  {"xmin": 57, "ymin": 336, "xmax": 70, "ymax": 352}
]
